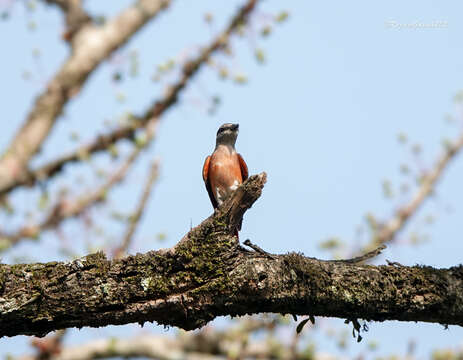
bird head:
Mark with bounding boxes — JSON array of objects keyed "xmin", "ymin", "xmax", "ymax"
[{"xmin": 216, "ymin": 123, "xmax": 239, "ymax": 148}]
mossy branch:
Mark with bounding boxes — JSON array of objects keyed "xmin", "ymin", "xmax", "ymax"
[{"xmin": 0, "ymin": 173, "xmax": 463, "ymax": 338}]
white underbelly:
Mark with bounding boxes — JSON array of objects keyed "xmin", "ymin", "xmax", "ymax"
[{"xmin": 215, "ymin": 179, "xmax": 240, "ymax": 205}]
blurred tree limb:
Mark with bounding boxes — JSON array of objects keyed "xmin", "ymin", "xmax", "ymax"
[
  {"xmin": 0, "ymin": 0, "xmax": 170, "ymax": 195},
  {"xmin": 0, "ymin": 0, "xmax": 258, "ymax": 198},
  {"xmin": 114, "ymin": 158, "xmax": 160, "ymax": 258},
  {"xmin": 366, "ymin": 130, "xmax": 463, "ymax": 250},
  {"xmin": 1, "ymin": 173, "xmax": 463, "ymax": 338},
  {"xmin": 18, "ymin": 324, "xmax": 324, "ymax": 360},
  {"xmin": 44, "ymin": 0, "xmax": 91, "ymax": 40},
  {"xmin": 0, "ymin": 118, "xmax": 159, "ymax": 250}
]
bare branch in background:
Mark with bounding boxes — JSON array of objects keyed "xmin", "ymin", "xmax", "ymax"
[
  {"xmin": 44, "ymin": 0, "xmax": 90, "ymax": 40},
  {"xmin": 21, "ymin": 335, "xmax": 224, "ymax": 360},
  {"xmin": 114, "ymin": 159, "xmax": 160, "ymax": 258},
  {"xmin": 16, "ymin": 319, "xmax": 329, "ymax": 360},
  {"xmin": 0, "ymin": 0, "xmax": 171, "ymax": 195},
  {"xmin": 364, "ymin": 130, "xmax": 463, "ymax": 251},
  {"xmin": 0, "ymin": 0, "xmax": 258, "ymax": 197},
  {"xmin": 0, "ymin": 119, "xmax": 159, "ymax": 250},
  {"xmin": 30, "ymin": 330, "xmax": 66, "ymax": 360}
]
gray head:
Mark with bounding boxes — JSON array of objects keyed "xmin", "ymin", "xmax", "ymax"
[{"xmin": 215, "ymin": 123, "xmax": 239, "ymax": 148}]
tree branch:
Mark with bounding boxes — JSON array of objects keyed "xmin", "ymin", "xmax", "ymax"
[
  {"xmin": 365, "ymin": 130, "xmax": 463, "ymax": 250},
  {"xmin": 17, "ymin": 323, "xmax": 328, "ymax": 360},
  {"xmin": 0, "ymin": 118, "xmax": 158, "ymax": 249},
  {"xmin": 0, "ymin": 0, "xmax": 171, "ymax": 195},
  {"xmin": 0, "ymin": 0, "xmax": 258, "ymax": 197},
  {"xmin": 44, "ymin": 0, "xmax": 91, "ymax": 40},
  {"xmin": 114, "ymin": 159, "xmax": 160, "ymax": 258},
  {"xmin": 30, "ymin": 329, "xmax": 66, "ymax": 359},
  {"xmin": 21, "ymin": 335, "xmax": 224, "ymax": 360},
  {"xmin": 1, "ymin": 173, "xmax": 463, "ymax": 339}
]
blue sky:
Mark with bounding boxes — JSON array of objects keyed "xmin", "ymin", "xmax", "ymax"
[{"xmin": 1, "ymin": 0, "xmax": 463, "ymax": 358}]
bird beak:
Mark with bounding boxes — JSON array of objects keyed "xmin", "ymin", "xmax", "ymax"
[{"xmin": 231, "ymin": 124, "xmax": 239, "ymax": 131}]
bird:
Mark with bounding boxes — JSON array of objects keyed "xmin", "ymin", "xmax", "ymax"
[{"xmin": 202, "ymin": 123, "xmax": 248, "ymax": 223}]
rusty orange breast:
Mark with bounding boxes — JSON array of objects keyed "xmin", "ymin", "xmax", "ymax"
[{"xmin": 209, "ymin": 146, "xmax": 243, "ymax": 204}]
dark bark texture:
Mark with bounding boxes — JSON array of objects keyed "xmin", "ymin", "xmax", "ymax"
[{"xmin": 0, "ymin": 172, "xmax": 462, "ymax": 338}]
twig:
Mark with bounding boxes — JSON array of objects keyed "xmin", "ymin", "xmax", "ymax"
[
  {"xmin": 114, "ymin": 159, "xmax": 160, "ymax": 258},
  {"xmin": 331, "ymin": 245, "xmax": 386, "ymax": 264},
  {"xmin": 386, "ymin": 259, "xmax": 404, "ymax": 267},
  {"xmin": 367, "ymin": 130, "xmax": 463, "ymax": 249},
  {"xmin": 243, "ymin": 239, "xmax": 276, "ymax": 259},
  {"xmin": 0, "ymin": 119, "xmax": 158, "ymax": 250}
]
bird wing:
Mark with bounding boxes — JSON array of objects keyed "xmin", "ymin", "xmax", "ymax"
[
  {"xmin": 237, "ymin": 153, "xmax": 248, "ymax": 231},
  {"xmin": 202, "ymin": 155, "xmax": 218, "ymax": 209},
  {"xmin": 237, "ymin": 153, "xmax": 248, "ymax": 181}
]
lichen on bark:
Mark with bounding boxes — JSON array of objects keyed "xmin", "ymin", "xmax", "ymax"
[{"xmin": 0, "ymin": 173, "xmax": 463, "ymax": 338}]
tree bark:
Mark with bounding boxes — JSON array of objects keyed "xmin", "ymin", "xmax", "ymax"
[{"xmin": 0, "ymin": 173, "xmax": 462, "ymax": 338}]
